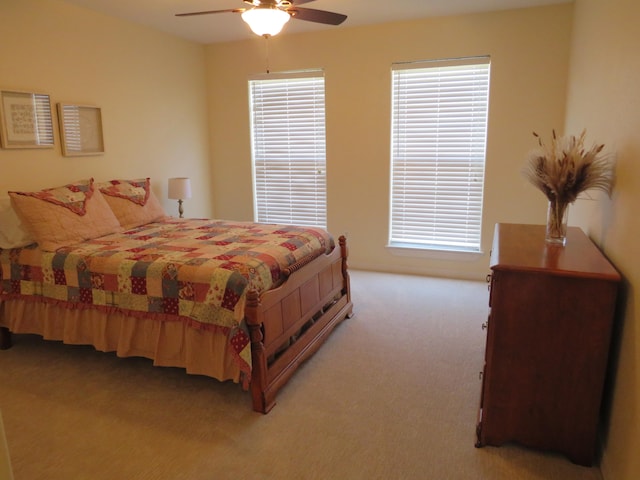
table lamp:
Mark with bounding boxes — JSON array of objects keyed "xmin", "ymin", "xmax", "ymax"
[{"xmin": 168, "ymin": 177, "xmax": 192, "ymax": 218}]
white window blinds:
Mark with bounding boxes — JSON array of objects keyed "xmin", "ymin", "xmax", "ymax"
[
  {"xmin": 390, "ymin": 57, "xmax": 490, "ymax": 251},
  {"xmin": 248, "ymin": 71, "xmax": 327, "ymax": 228}
]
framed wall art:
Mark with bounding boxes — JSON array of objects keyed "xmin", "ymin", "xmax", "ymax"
[
  {"xmin": 57, "ymin": 103, "xmax": 105, "ymax": 156},
  {"xmin": 0, "ymin": 90, "xmax": 55, "ymax": 149}
]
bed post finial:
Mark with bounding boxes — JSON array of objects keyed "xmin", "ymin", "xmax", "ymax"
[
  {"xmin": 338, "ymin": 235, "xmax": 351, "ymax": 303},
  {"xmin": 245, "ymin": 289, "xmax": 272, "ymax": 413}
]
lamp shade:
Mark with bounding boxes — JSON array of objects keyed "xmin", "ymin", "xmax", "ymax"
[
  {"xmin": 241, "ymin": 7, "xmax": 290, "ymax": 36},
  {"xmin": 168, "ymin": 177, "xmax": 192, "ymax": 200}
]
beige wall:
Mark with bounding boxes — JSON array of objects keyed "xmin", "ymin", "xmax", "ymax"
[
  {"xmin": 205, "ymin": 4, "xmax": 573, "ymax": 280},
  {"xmin": 5, "ymin": 1, "xmax": 636, "ymax": 479},
  {"xmin": 566, "ymin": 1, "xmax": 640, "ymax": 479},
  {"xmin": 0, "ymin": 0, "xmax": 212, "ymax": 218}
]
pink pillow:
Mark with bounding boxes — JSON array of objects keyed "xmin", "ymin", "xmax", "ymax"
[
  {"xmin": 98, "ymin": 178, "xmax": 167, "ymax": 230},
  {"xmin": 9, "ymin": 179, "xmax": 122, "ymax": 252}
]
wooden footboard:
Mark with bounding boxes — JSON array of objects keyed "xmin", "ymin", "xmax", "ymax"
[{"xmin": 245, "ymin": 235, "xmax": 353, "ymax": 413}]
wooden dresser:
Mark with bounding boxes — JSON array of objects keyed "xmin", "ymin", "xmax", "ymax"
[{"xmin": 475, "ymin": 223, "xmax": 620, "ymax": 466}]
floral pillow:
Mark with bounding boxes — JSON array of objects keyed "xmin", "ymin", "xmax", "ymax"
[
  {"xmin": 9, "ymin": 179, "xmax": 122, "ymax": 252},
  {"xmin": 13, "ymin": 179, "xmax": 95, "ymax": 215},
  {"xmin": 98, "ymin": 178, "xmax": 167, "ymax": 230},
  {"xmin": 99, "ymin": 178, "xmax": 150, "ymax": 206}
]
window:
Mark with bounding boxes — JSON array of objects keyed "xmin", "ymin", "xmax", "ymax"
[
  {"xmin": 389, "ymin": 57, "xmax": 491, "ymax": 252},
  {"xmin": 248, "ymin": 71, "xmax": 327, "ymax": 228}
]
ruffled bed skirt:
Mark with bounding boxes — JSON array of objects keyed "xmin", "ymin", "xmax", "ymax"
[{"xmin": 0, "ymin": 298, "xmax": 242, "ymax": 384}]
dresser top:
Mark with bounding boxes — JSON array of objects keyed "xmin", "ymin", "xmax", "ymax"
[{"xmin": 490, "ymin": 223, "xmax": 620, "ymax": 281}]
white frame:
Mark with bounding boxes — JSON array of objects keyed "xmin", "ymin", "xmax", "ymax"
[
  {"xmin": 0, "ymin": 89, "xmax": 54, "ymax": 149},
  {"xmin": 57, "ymin": 103, "xmax": 105, "ymax": 156}
]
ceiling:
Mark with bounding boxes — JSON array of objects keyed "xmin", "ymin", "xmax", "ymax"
[{"xmin": 60, "ymin": 0, "xmax": 571, "ymax": 45}]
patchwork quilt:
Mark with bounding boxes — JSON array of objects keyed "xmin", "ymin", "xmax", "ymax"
[{"xmin": 0, "ymin": 218, "xmax": 334, "ymax": 376}]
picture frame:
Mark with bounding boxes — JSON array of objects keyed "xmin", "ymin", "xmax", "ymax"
[
  {"xmin": 0, "ymin": 90, "xmax": 55, "ymax": 149},
  {"xmin": 57, "ymin": 103, "xmax": 105, "ymax": 156}
]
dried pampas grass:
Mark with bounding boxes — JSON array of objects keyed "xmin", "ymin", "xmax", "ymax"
[
  {"xmin": 522, "ymin": 129, "xmax": 615, "ymax": 243},
  {"xmin": 522, "ymin": 129, "xmax": 615, "ymax": 204}
]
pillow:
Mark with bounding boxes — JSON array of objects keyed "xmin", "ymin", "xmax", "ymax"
[
  {"xmin": 9, "ymin": 178, "xmax": 122, "ymax": 252},
  {"xmin": 0, "ymin": 197, "xmax": 36, "ymax": 249},
  {"xmin": 98, "ymin": 178, "xmax": 166, "ymax": 230}
]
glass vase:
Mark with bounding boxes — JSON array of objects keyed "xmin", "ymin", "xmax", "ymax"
[{"xmin": 546, "ymin": 199, "xmax": 569, "ymax": 245}]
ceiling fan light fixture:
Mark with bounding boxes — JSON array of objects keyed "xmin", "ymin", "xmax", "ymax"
[{"xmin": 241, "ymin": 7, "xmax": 290, "ymax": 36}]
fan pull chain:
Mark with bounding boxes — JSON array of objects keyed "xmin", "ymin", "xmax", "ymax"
[{"xmin": 264, "ymin": 34, "xmax": 270, "ymax": 74}]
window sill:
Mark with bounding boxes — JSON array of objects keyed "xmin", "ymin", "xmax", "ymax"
[{"xmin": 386, "ymin": 244, "xmax": 484, "ymax": 261}]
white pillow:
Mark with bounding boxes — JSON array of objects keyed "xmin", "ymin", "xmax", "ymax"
[{"xmin": 0, "ymin": 196, "xmax": 36, "ymax": 249}]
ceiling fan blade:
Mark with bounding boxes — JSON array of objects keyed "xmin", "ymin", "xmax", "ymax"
[
  {"xmin": 289, "ymin": 7, "xmax": 347, "ymax": 25},
  {"xmin": 290, "ymin": 0, "xmax": 318, "ymax": 5},
  {"xmin": 176, "ymin": 9, "xmax": 245, "ymax": 17}
]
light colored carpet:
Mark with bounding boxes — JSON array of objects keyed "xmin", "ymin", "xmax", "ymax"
[{"xmin": 0, "ymin": 270, "xmax": 604, "ymax": 480}]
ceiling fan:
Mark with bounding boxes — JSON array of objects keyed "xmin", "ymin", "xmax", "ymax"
[{"xmin": 176, "ymin": 0, "xmax": 348, "ymax": 37}]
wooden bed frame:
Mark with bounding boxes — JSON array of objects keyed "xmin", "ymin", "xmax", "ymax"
[{"xmin": 0, "ymin": 236, "xmax": 353, "ymax": 414}]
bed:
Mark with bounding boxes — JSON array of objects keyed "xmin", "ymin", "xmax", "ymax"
[{"xmin": 0, "ymin": 178, "xmax": 353, "ymax": 413}]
